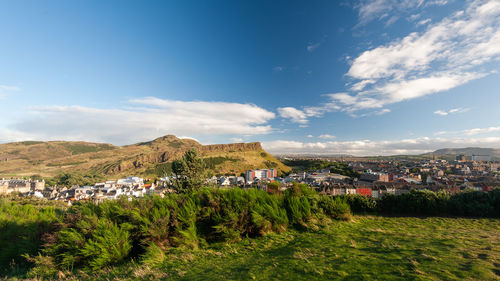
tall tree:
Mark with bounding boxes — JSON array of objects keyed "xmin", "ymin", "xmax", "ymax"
[{"xmin": 172, "ymin": 149, "xmax": 206, "ymax": 192}]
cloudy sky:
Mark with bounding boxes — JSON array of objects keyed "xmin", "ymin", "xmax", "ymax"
[{"xmin": 1, "ymin": 0, "xmax": 499, "ymax": 155}]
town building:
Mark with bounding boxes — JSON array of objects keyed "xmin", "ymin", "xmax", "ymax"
[{"xmin": 245, "ymin": 169, "xmax": 277, "ymax": 184}]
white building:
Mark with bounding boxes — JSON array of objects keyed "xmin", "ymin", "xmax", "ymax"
[{"xmin": 245, "ymin": 169, "xmax": 277, "ymax": 184}]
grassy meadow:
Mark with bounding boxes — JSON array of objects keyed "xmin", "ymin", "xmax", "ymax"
[{"xmin": 68, "ymin": 216, "xmax": 500, "ymax": 280}]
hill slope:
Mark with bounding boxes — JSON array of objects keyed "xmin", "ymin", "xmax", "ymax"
[
  {"xmin": 0, "ymin": 135, "xmax": 290, "ymax": 178},
  {"xmin": 425, "ymin": 147, "xmax": 500, "ymax": 160}
]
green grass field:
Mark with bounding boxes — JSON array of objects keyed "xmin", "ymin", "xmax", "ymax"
[{"xmin": 72, "ymin": 216, "xmax": 500, "ymax": 281}]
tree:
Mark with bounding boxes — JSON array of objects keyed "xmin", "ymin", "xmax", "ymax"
[{"xmin": 171, "ymin": 149, "xmax": 206, "ymax": 193}]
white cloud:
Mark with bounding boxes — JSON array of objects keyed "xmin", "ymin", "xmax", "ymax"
[
  {"xmin": 350, "ymin": 79, "xmax": 376, "ymax": 91},
  {"xmin": 307, "ymin": 35, "xmax": 327, "ymax": 52},
  {"xmin": 0, "ymin": 85, "xmax": 20, "ymax": 99},
  {"xmin": 434, "ymin": 110, "xmax": 448, "ymax": 116},
  {"xmin": 230, "ymin": 137, "xmax": 243, "ymax": 142},
  {"xmin": 417, "ymin": 18, "xmax": 432, "ymax": 26},
  {"xmin": 434, "ymin": 107, "xmax": 469, "ymax": 116},
  {"xmin": 463, "ymin": 126, "xmax": 500, "ymax": 136},
  {"xmin": 333, "ymin": 0, "xmax": 500, "ymax": 112},
  {"xmin": 277, "ymin": 102, "xmax": 343, "ymax": 124},
  {"xmin": 307, "ymin": 42, "xmax": 321, "ymax": 52},
  {"xmin": 408, "ymin": 13, "xmax": 421, "ymax": 22},
  {"xmin": 355, "ymin": 0, "xmax": 449, "ymax": 26},
  {"xmin": 319, "ymin": 134, "xmax": 336, "ymax": 139},
  {"xmin": 273, "ymin": 66, "xmax": 285, "ymax": 72},
  {"xmin": 306, "ymin": 135, "xmax": 314, "ymax": 138},
  {"xmin": 277, "ymin": 107, "xmax": 309, "ymax": 124},
  {"xmin": 263, "ymin": 136, "xmax": 500, "ymax": 156},
  {"xmin": 1, "ymin": 97, "xmax": 276, "ymax": 145},
  {"xmin": 375, "ymin": 108, "xmax": 391, "ymax": 115}
]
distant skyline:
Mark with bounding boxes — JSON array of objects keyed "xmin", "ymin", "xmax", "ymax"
[{"xmin": 1, "ymin": 0, "xmax": 499, "ymax": 156}]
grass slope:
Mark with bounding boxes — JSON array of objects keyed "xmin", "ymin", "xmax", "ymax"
[{"xmin": 76, "ymin": 216, "xmax": 499, "ymax": 281}]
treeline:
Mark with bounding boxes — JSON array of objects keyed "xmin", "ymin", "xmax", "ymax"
[
  {"xmin": 340, "ymin": 189, "xmax": 500, "ymax": 217},
  {"xmin": 0, "ymin": 184, "xmax": 350, "ymax": 278}
]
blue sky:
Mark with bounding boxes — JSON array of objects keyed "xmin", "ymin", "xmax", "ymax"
[{"xmin": 0, "ymin": 0, "xmax": 499, "ymax": 155}]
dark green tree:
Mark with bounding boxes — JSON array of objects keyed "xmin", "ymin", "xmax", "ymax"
[{"xmin": 172, "ymin": 149, "xmax": 206, "ymax": 192}]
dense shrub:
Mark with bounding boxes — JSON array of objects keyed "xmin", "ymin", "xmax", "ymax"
[
  {"xmin": 0, "ymin": 197, "xmax": 63, "ymax": 275},
  {"xmin": 446, "ymin": 189, "xmax": 499, "ymax": 217},
  {"xmin": 12, "ymin": 187, "xmax": 349, "ymax": 274},
  {"xmin": 378, "ymin": 190, "xmax": 450, "ymax": 216},
  {"xmin": 371, "ymin": 189, "xmax": 500, "ymax": 217},
  {"xmin": 338, "ymin": 194, "xmax": 377, "ymax": 213},
  {"xmin": 318, "ymin": 196, "xmax": 351, "ymax": 221}
]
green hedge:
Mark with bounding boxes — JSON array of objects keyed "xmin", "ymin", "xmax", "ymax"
[{"xmin": 339, "ymin": 189, "xmax": 500, "ymax": 217}]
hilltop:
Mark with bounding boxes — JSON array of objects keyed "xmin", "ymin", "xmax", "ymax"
[{"xmin": 0, "ymin": 135, "xmax": 290, "ymax": 178}]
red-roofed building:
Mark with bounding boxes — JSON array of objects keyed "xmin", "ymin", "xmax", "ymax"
[{"xmin": 356, "ymin": 188, "xmax": 372, "ymax": 197}]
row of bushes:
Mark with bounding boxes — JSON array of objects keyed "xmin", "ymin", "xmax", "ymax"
[
  {"xmin": 339, "ymin": 189, "xmax": 500, "ymax": 217},
  {"xmin": 1, "ymin": 184, "xmax": 351, "ymax": 278}
]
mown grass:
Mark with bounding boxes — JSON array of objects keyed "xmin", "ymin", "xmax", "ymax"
[{"xmin": 70, "ymin": 216, "xmax": 500, "ymax": 281}]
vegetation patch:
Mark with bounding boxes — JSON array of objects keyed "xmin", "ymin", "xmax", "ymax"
[
  {"xmin": 46, "ymin": 161, "xmax": 87, "ymax": 167},
  {"xmin": 145, "ymin": 162, "xmax": 173, "ymax": 177},
  {"xmin": 338, "ymin": 189, "xmax": 500, "ymax": 217},
  {"xmin": 19, "ymin": 141, "xmax": 44, "ymax": 146},
  {"xmin": 283, "ymin": 159, "xmax": 359, "ymax": 177},
  {"xmin": 59, "ymin": 143, "xmax": 116, "ymax": 155},
  {"xmin": 203, "ymin": 156, "xmax": 239, "ymax": 170}
]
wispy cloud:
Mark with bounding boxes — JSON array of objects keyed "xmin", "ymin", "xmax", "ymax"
[
  {"xmin": 318, "ymin": 134, "xmax": 336, "ymax": 139},
  {"xmin": 277, "ymin": 107, "xmax": 309, "ymax": 124},
  {"xmin": 230, "ymin": 137, "xmax": 243, "ymax": 142},
  {"xmin": 463, "ymin": 126, "xmax": 500, "ymax": 136},
  {"xmin": 307, "ymin": 42, "xmax": 321, "ymax": 52},
  {"xmin": 433, "ymin": 125, "xmax": 500, "ymax": 136},
  {"xmin": 416, "ymin": 18, "xmax": 432, "ymax": 26},
  {"xmin": 307, "ymin": 35, "xmax": 327, "ymax": 52},
  {"xmin": 1, "ymin": 97, "xmax": 276, "ymax": 145},
  {"xmin": 355, "ymin": 0, "xmax": 449, "ymax": 26},
  {"xmin": 0, "ymin": 85, "xmax": 20, "ymax": 99},
  {"xmin": 434, "ymin": 107, "xmax": 469, "ymax": 116},
  {"xmin": 330, "ymin": 0, "xmax": 500, "ymax": 113},
  {"xmin": 263, "ymin": 136, "xmax": 500, "ymax": 156}
]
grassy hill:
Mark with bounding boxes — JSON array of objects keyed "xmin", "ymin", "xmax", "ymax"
[
  {"xmin": 0, "ymin": 135, "xmax": 290, "ymax": 178},
  {"xmin": 427, "ymin": 147, "xmax": 500, "ymax": 160}
]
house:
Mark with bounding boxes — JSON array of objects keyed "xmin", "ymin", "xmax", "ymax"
[
  {"xmin": 1, "ymin": 179, "xmax": 32, "ymax": 194},
  {"xmin": 0, "ymin": 179, "xmax": 8, "ymax": 194},
  {"xmin": 218, "ymin": 177, "xmax": 231, "ymax": 186},
  {"xmin": 344, "ymin": 187, "xmax": 356, "ymax": 194},
  {"xmin": 245, "ymin": 169, "xmax": 277, "ymax": 184},
  {"xmin": 75, "ymin": 186, "xmax": 94, "ymax": 200},
  {"xmin": 356, "ymin": 188, "xmax": 372, "ymax": 197}
]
